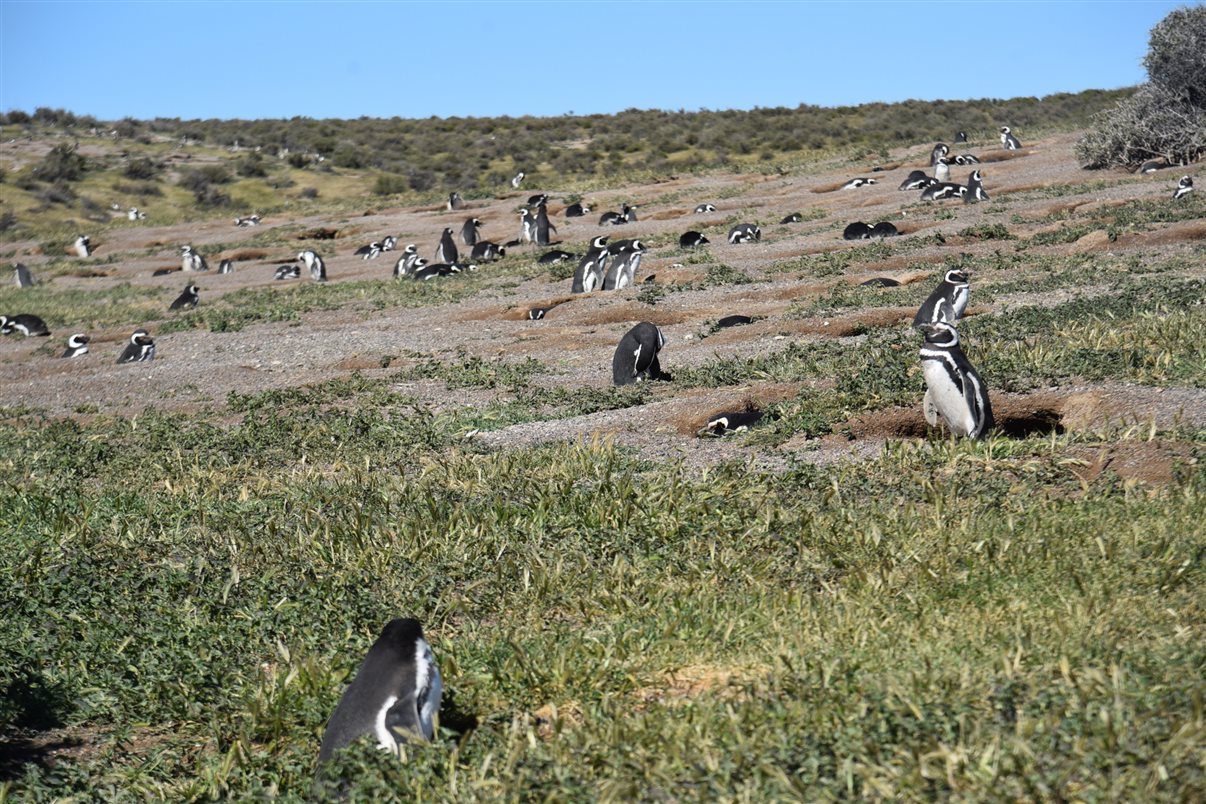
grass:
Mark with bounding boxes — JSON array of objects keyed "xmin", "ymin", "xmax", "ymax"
[{"xmin": 1, "ymin": 404, "xmax": 1202, "ymax": 800}]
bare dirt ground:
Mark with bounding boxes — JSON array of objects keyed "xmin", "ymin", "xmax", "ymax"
[{"xmin": 2, "ymin": 132, "xmax": 1203, "ymax": 468}]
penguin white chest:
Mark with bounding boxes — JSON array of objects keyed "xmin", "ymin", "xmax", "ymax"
[{"xmin": 921, "ymin": 359, "xmax": 975, "ymax": 437}]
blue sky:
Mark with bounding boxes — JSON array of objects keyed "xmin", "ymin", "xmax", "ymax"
[{"xmin": 0, "ymin": 1, "xmax": 1185, "ymax": 121}]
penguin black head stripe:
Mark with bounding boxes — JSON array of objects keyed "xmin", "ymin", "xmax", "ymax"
[
  {"xmin": 62, "ymin": 333, "xmax": 90, "ymax": 358},
  {"xmin": 317, "ymin": 618, "xmax": 442, "ymax": 764},
  {"xmin": 116, "ymin": 328, "xmax": 156, "ymax": 363}
]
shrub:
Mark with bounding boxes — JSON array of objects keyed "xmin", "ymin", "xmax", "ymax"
[
  {"xmin": 179, "ymin": 165, "xmax": 232, "ymax": 193},
  {"xmin": 0, "ymin": 211, "xmax": 17, "ymax": 233},
  {"xmin": 236, "ymin": 152, "xmax": 268, "ymax": 178},
  {"xmin": 373, "ymin": 173, "xmax": 409, "ymax": 195},
  {"xmin": 1078, "ymin": 6, "xmax": 1206, "ymax": 168},
  {"xmin": 299, "ymin": 187, "xmax": 319, "ymax": 199},
  {"xmin": 287, "ymin": 152, "xmax": 310, "ymax": 169},
  {"xmin": 123, "ymin": 157, "xmax": 159, "ymax": 180},
  {"xmin": 36, "ymin": 144, "xmax": 86, "ymax": 182}
]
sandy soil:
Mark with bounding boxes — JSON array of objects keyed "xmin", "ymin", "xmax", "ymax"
[{"xmin": 2, "ymin": 131, "xmax": 1203, "ymax": 468}]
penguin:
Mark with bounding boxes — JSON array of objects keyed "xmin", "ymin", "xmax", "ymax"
[
  {"xmin": 460, "ymin": 218, "xmax": 482, "ymax": 247},
  {"xmin": 1000, "ymin": 126, "xmax": 1021, "ymax": 150},
  {"xmin": 275, "ymin": 264, "xmax": 301, "ymax": 280},
  {"xmin": 169, "ymin": 283, "xmax": 200, "ymax": 311},
  {"xmin": 843, "ymin": 222, "xmax": 873, "ymax": 240},
  {"xmin": 394, "ymin": 244, "xmax": 421, "ymax": 277},
  {"xmin": 317, "ymin": 618, "xmax": 442, "ymax": 765},
  {"xmin": 127, "ymin": 207, "xmax": 145, "ymax": 221},
  {"xmin": 116, "ymin": 328, "xmax": 155, "ymax": 363},
  {"xmin": 398, "ymin": 257, "xmax": 428, "ymax": 278},
  {"xmin": 572, "ymin": 236, "xmax": 609, "ymax": 293},
  {"xmin": 564, "ymin": 202, "xmax": 590, "ymax": 218},
  {"xmin": 518, "ymin": 208, "xmax": 536, "ymax": 243},
  {"xmin": 355, "ymin": 242, "xmax": 384, "ymax": 260},
  {"xmin": 526, "ymin": 193, "xmax": 549, "ymax": 207},
  {"xmin": 0, "ymin": 314, "xmax": 51, "ymax": 336},
  {"xmin": 954, "ymin": 131, "xmax": 968, "ymax": 144},
  {"xmin": 61, "ymin": 333, "xmax": 89, "ymax": 358},
  {"xmin": 412, "ymin": 262, "xmax": 470, "ymax": 280},
  {"xmin": 621, "ymin": 203, "xmax": 638, "ymax": 223},
  {"xmin": 298, "ymin": 249, "xmax": 327, "ymax": 282},
  {"xmin": 218, "ymin": 259, "xmax": 235, "ymax": 275},
  {"xmin": 181, "ymin": 245, "xmax": 209, "ymax": 272},
  {"xmin": 235, "ymin": 215, "xmax": 262, "ymax": 227},
  {"xmin": 869, "ymin": 221, "xmax": 899, "ymax": 238},
  {"xmin": 381, "ymin": 236, "xmax": 398, "ymax": 252},
  {"xmin": 934, "ymin": 157, "xmax": 951, "ymax": 184},
  {"xmin": 73, "ymin": 235, "xmax": 92, "ymax": 258},
  {"xmin": 152, "ymin": 267, "xmax": 179, "ymax": 277},
  {"xmin": 919, "ymin": 321, "xmax": 994, "ymax": 439},
  {"xmin": 612, "ymin": 322, "xmax": 671, "ymax": 386},
  {"xmin": 434, "ymin": 228, "xmax": 458, "ymax": 264},
  {"xmin": 779, "ymin": 213, "xmax": 803, "ymax": 224},
  {"xmin": 913, "ymin": 268, "xmax": 970, "ymax": 328},
  {"xmin": 920, "ymin": 182, "xmax": 965, "ymax": 202},
  {"xmin": 964, "ymin": 170, "xmax": 989, "ymax": 203},
  {"xmin": 727, "ymin": 223, "xmax": 761, "ymax": 244},
  {"xmin": 598, "ymin": 210, "xmax": 625, "ymax": 226},
  {"xmin": 511, "ymin": 171, "xmax": 525, "ymax": 189},
  {"xmin": 447, "ymin": 191, "xmax": 464, "ymax": 211},
  {"xmin": 699, "ymin": 409, "xmax": 763, "ymax": 437},
  {"xmin": 715, "ymin": 314, "xmax": 753, "ymax": 328},
  {"xmin": 535, "ymin": 204, "xmax": 556, "ymax": 246},
  {"xmin": 537, "ymin": 250, "xmax": 575, "ymax": 264},
  {"xmin": 1173, "ymin": 175, "xmax": 1194, "ymax": 200},
  {"xmin": 470, "ymin": 241, "xmax": 507, "ymax": 262},
  {"xmin": 841, "ymin": 178, "xmax": 876, "ymax": 190},
  {"xmin": 930, "ymin": 143, "xmax": 950, "ymax": 166},
  {"xmin": 860, "ymin": 277, "xmax": 900, "ymax": 287},
  {"xmin": 13, "ymin": 263, "xmax": 35, "ymax": 287},
  {"xmin": 679, "ymin": 231, "xmax": 709, "ymax": 248},
  {"xmin": 693, "ymin": 203, "xmax": 716, "ymax": 214},
  {"xmin": 898, "ymin": 170, "xmax": 937, "ymax": 191},
  {"xmin": 528, "ymin": 307, "xmax": 552, "ymax": 320},
  {"xmin": 1137, "ymin": 160, "xmax": 1163, "ymax": 174},
  {"xmin": 603, "ymin": 240, "xmax": 646, "ymax": 290},
  {"xmin": 952, "ymin": 154, "xmax": 981, "ymax": 165}
]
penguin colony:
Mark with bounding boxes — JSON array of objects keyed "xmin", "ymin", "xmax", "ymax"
[{"xmin": 6, "ymin": 122, "xmax": 1197, "ymax": 781}]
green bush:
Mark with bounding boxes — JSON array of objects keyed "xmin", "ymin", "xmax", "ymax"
[{"xmin": 35, "ymin": 144, "xmax": 86, "ymax": 183}]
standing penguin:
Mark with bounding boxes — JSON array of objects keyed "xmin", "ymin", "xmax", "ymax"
[
  {"xmin": 434, "ymin": 228, "xmax": 458, "ymax": 263},
  {"xmin": 73, "ymin": 235, "xmax": 92, "ymax": 258},
  {"xmin": 954, "ymin": 131, "xmax": 968, "ymax": 144},
  {"xmin": 919, "ymin": 322, "xmax": 994, "ymax": 439},
  {"xmin": 169, "ymin": 283, "xmax": 200, "ymax": 311},
  {"xmin": 218, "ymin": 258, "xmax": 235, "ymax": 275},
  {"xmin": 61, "ymin": 333, "xmax": 90, "ymax": 358},
  {"xmin": 13, "ymin": 263, "xmax": 35, "ymax": 287},
  {"xmin": 1173, "ymin": 175, "xmax": 1194, "ymax": 200},
  {"xmin": 181, "ymin": 245, "xmax": 209, "ymax": 272},
  {"xmin": 394, "ymin": 244, "xmax": 421, "ymax": 277},
  {"xmin": 913, "ymin": 269, "xmax": 971, "ymax": 328},
  {"xmin": 116, "ymin": 328, "xmax": 156, "ymax": 363},
  {"xmin": 1000, "ymin": 126, "xmax": 1021, "ymax": 150},
  {"xmin": 511, "ymin": 171, "xmax": 525, "ymax": 189},
  {"xmin": 317, "ymin": 618, "xmax": 442, "ymax": 765},
  {"xmin": 460, "ymin": 218, "xmax": 482, "ymax": 247},
  {"xmin": 298, "ymin": 249, "xmax": 327, "ymax": 282},
  {"xmin": 447, "ymin": 192, "xmax": 464, "ymax": 211},
  {"xmin": 572, "ymin": 236, "xmax": 610, "ymax": 293},
  {"xmin": 929, "ymin": 143, "xmax": 950, "ymax": 166},
  {"xmin": 603, "ymin": 240, "xmax": 646, "ymax": 290},
  {"xmin": 934, "ymin": 157, "xmax": 951, "ymax": 183},
  {"xmin": 535, "ymin": 204, "xmax": 556, "ymax": 246},
  {"xmin": 963, "ymin": 170, "xmax": 989, "ymax": 203},
  {"xmin": 612, "ymin": 322, "xmax": 671, "ymax": 386}
]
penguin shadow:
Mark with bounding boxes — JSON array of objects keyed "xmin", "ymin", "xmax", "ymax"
[
  {"xmin": 0, "ymin": 671, "xmax": 75, "ymax": 780},
  {"xmin": 436, "ymin": 686, "xmax": 479, "ymax": 738}
]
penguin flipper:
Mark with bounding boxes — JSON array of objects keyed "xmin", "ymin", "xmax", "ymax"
[{"xmin": 384, "ymin": 694, "xmax": 424, "ymax": 747}]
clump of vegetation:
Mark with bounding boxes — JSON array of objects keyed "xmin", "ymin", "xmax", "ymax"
[
  {"xmin": 122, "ymin": 157, "xmax": 159, "ymax": 180},
  {"xmin": 34, "ymin": 143, "xmax": 87, "ymax": 183},
  {"xmin": 1077, "ymin": 5, "xmax": 1206, "ymax": 168}
]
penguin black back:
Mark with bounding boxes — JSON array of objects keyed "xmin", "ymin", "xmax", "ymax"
[
  {"xmin": 913, "ymin": 269, "xmax": 970, "ymax": 328},
  {"xmin": 318, "ymin": 618, "xmax": 441, "ymax": 764},
  {"xmin": 612, "ymin": 322, "xmax": 670, "ymax": 386}
]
